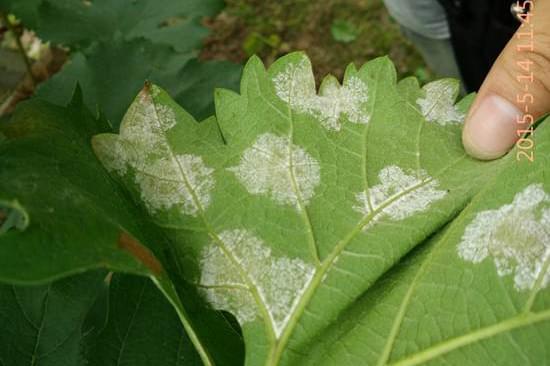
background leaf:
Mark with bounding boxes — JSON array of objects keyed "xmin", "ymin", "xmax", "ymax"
[
  {"xmin": 0, "ymin": 0, "xmax": 221, "ymax": 49},
  {"xmin": 26, "ymin": 0, "xmax": 222, "ymax": 50},
  {"xmin": 0, "ymin": 0, "xmax": 243, "ymax": 127},
  {"xmin": 0, "ymin": 95, "xmax": 244, "ymax": 366},
  {"xmin": 0, "ymin": 271, "xmax": 105, "ymax": 366},
  {"xmin": 87, "ymin": 274, "xmax": 203, "ymax": 366},
  {"xmin": 330, "ymin": 19, "xmax": 359, "ymax": 43},
  {"xmin": 0, "ymin": 93, "xmax": 158, "ymax": 282},
  {"xmin": 0, "ymin": 271, "xmax": 209, "ymax": 366}
]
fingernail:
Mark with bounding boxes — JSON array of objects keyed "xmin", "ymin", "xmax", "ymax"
[{"xmin": 462, "ymin": 94, "xmax": 521, "ymax": 160}]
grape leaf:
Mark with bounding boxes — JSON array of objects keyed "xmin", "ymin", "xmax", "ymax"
[
  {"xmin": 87, "ymin": 274, "xmax": 203, "ymax": 366},
  {"xmin": 92, "ymin": 53, "xmax": 505, "ymax": 365},
  {"xmin": 35, "ymin": 40, "xmax": 242, "ymax": 128},
  {"xmin": 0, "ymin": 271, "xmax": 207, "ymax": 366},
  {"xmin": 4, "ymin": 51, "xmax": 547, "ymax": 365},
  {"xmin": 0, "ymin": 94, "xmax": 243, "ymax": 366},
  {"xmin": 0, "ymin": 271, "xmax": 105, "ymax": 366},
  {"xmin": 0, "ymin": 92, "xmax": 158, "ymax": 282},
  {"xmin": 295, "ymin": 119, "xmax": 550, "ymax": 366}
]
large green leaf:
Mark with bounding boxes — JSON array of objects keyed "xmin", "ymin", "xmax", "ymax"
[
  {"xmin": 4, "ymin": 51, "xmax": 548, "ymax": 365},
  {"xmin": 0, "ymin": 95, "xmax": 243, "ymax": 366},
  {"xmin": 92, "ymin": 53, "xmax": 507, "ymax": 365},
  {"xmin": 295, "ymin": 120, "xmax": 550, "ymax": 366}
]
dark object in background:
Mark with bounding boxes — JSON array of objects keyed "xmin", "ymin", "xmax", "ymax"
[{"xmin": 438, "ymin": 0, "xmax": 522, "ymax": 92}]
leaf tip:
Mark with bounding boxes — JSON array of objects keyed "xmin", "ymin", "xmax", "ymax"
[
  {"xmin": 358, "ymin": 55, "xmax": 397, "ymax": 84},
  {"xmin": 343, "ymin": 62, "xmax": 358, "ymax": 81},
  {"xmin": 319, "ymin": 74, "xmax": 339, "ymax": 93},
  {"xmin": 245, "ymin": 54, "xmax": 265, "ymax": 70},
  {"xmin": 68, "ymin": 83, "xmax": 85, "ymax": 108}
]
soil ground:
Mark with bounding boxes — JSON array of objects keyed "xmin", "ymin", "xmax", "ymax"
[{"xmin": 201, "ymin": 0, "xmax": 431, "ymax": 83}]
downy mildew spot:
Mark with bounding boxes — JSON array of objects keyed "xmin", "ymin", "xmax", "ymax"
[
  {"xmin": 228, "ymin": 133, "xmax": 320, "ymax": 208},
  {"xmin": 416, "ymin": 79, "xmax": 464, "ymax": 125},
  {"xmin": 353, "ymin": 165, "xmax": 447, "ymax": 228},
  {"xmin": 458, "ymin": 184, "xmax": 550, "ymax": 291},
  {"xmin": 199, "ymin": 229, "xmax": 315, "ymax": 337},
  {"xmin": 273, "ymin": 56, "xmax": 370, "ymax": 131},
  {"xmin": 93, "ymin": 85, "xmax": 215, "ymax": 217}
]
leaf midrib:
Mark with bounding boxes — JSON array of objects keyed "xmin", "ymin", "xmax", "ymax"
[
  {"xmin": 411, "ymin": 87, "xmax": 456, "ymax": 177},
  {"xmin": 268, "ymin": 155, "xmax": 467, "ymax": 366},
  {"xmin": 389, "ymin": 309, "xmax": 550, "ymax": 366},
  {"xmin": 374, "ymin": 190, "xmax": 480, "ymax": 366},
  {"xmin": 259, "ymin": 65, "xmax": 469, "ymax": 365},
  {"xmin": 377, "ymin": 161, "xmax": 506, "ymax": 366},
  {"xmin": 373, "ymin": 154, "xmax": 550, "ymax": 366},
  {"xmin": 142, "ymin": 97, "xmax": 275, "ymax": 362},
  {"xmin": 30, "ymin": 284, "xmax": 51, "ymax": 366},
  {"xmin": 115, "ymin": 280, "xmax": 146, "ymax": 366},
  {"xmin": 249, "ymin": 64, "xmax": 321, "ymax": 266},
  {"xmin": 148, "ymin": 92, "xmax": 279, "ymax": 347}
]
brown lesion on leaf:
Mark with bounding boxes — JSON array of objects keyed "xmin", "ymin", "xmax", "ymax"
[
  {"xmin": 139, "ymin": 81, "xmax": 153, "ymax": 102},
  {"xmin": 0, "ymin": 209, "xmax": 6, "ymax": 225},
  {"xmin": 118, "ymin": 231, "xmax": 163, "ymax": 276}
]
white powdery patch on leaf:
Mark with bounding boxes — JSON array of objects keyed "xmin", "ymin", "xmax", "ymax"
[
  {"xmin": 155, "ymin": 104, "xmax": 177, "ymax": 131},
  {"xmin": 416, "ymin": 79, "xmax": 464, "ymax": 125},
  {"xmin": 458, "ymin": 184, "xmax": 550, "ymax": 291},
  {"xmin": 273, "ymin": 57, "xmax": 370, "ymax": 131},
  {"xmin": 228, "ymin": 133, "xmax": 320, "ymax": 207},
  {"xmin": 133, "ymin": 154, "xmax": 214, "ymax": 216},
  {"xmin": 353, "ymin": 165, "xmax": 447, "ymax": 228},
  {"xmin": 94, "ymin": 86, "xmax": 215, "ymax": 217},
  {"xmin": 199, "ymin": 229, "xmax": 315, "ymax": 337}
]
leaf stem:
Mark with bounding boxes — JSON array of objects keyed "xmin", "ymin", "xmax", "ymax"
[
  {"xmin": 0, "ymin": 209, "xmax": 17, "ymax": 234},
  {"xmin": 1, "ymin": 13, "xmax": 37, "ymax": 86},
  {"xmin": 152, "ymin": 277, "xmax": 215, "ymax": 366}
]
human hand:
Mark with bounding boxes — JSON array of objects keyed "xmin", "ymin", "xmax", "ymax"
[{"xmin": 462, "ymin": 0, "xmax": 550, "ymax": 160}]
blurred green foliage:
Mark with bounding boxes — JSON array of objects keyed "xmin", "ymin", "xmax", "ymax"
[
  {"xmin": 330, "ymin": 19, "xmax": 359, "ymax": 43},
  {"xmin": 0, "ymin": 0, "xmax": 242, "ymax": 126}
]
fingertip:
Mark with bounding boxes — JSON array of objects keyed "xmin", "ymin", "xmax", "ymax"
[
  {"xmin": 462, "ymin": 129, "xmax": 505, "ymax": 160},
  {"xmin": 462, "ymin": 94, "xmax": 521, "ymax": 160}
]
